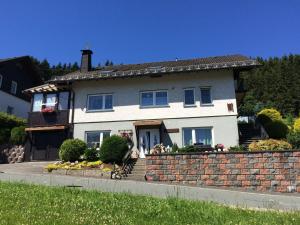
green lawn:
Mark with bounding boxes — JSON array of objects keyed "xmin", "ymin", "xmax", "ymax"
[{"xmin": 0, "ymin": 182, "xmax": 299, "ymax": 225}]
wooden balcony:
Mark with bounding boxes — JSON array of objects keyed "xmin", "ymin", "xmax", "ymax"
[{"xmin": 27, "ymin": 110, "xmax": 69, "ymax": 127}]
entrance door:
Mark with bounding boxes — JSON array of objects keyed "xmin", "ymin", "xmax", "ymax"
[{"xmin": 139, "ymin": 129, "xmax": 160, "ymax": 158}]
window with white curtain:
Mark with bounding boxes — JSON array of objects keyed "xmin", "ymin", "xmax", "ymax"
[
  {"xmin": 86, "ymin": 131, "xmax": 111, "ymax": 148},
  {"xmin": 45, "ymin": 94, "xmax": 57, "ymax": 109},
  {"xmin": 32, "ymin": 94, "xmax": 43, "ymax": 112},
  {"xmin": 32, "ymin": 92, "xmax": 69, "ymax": 112},
  {"xmin": 183, "ymin": 127, "xmax": 212, "ymax": 146}
]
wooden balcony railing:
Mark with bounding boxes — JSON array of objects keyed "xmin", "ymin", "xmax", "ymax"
[{"xmin": 27, "ymin": 110, "xmax": 69, "ymax": 127}]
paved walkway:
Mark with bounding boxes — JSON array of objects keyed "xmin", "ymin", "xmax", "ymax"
[
  {"xmin": 0, "ymin": 161, "xmax": 54, "ymax": 174},
  {"xmin": 0, "ymin": 162, "xmax": 299, "ymax": 211}
]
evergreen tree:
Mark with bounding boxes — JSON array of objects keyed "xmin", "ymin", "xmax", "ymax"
[{"xmin": 239, "ymin": 54, "xmax": 300, "ymax": 117}]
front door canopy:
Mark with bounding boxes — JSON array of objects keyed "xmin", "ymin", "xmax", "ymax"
[
  {"xmin": 133, "ymin": 120, "xmax": 162, "ymax": 127},
  {"xmin": 25, "ymin": 125, "xmax": 67, "ymax": 131}
]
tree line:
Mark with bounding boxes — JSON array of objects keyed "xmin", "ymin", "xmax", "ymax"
[
  {"xmin": 239, "ymin": 54, "xmax": 300, "ymax": 117},
  {"xmin": 31, "ymin": 58, "xmax": 114, "ymax": 81}
]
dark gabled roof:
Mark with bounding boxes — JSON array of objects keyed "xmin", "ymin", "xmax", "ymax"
[
  {"xmin": 50, "ymin": 54, "xmax": 259, "ymax": 83},
  {"xmin": 0, "ymin": 55, "xmax": 43, "ymax": 83},
  {"xmin": 0, "ymin": 56, "xmax": 29, "ymax": 63}
]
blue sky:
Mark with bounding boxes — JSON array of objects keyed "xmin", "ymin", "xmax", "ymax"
[{"xmin": 1, "ymin": 0, "xmax": 299, "ymax": 66}]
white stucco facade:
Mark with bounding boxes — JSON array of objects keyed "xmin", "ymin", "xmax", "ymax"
[
  {"xmin": 0, "ymin": 90, "xmax": 30, "ymax": 118},
  {"xmin": 72, "ymin": 70, "xmax": 237, "ymax": 122},
  {"xmin": 71, "ymin": 70, "xmax": 239, "ymax": 148}
]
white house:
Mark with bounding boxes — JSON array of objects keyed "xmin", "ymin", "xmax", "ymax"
[{"xmin": 24, "ymin": 50, "xmax": 259, "ymax": 160}]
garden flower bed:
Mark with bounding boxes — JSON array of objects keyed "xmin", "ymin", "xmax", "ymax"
[{"xmin": 45, "ymin": 160, "xmax": 116, "ymax": 178}]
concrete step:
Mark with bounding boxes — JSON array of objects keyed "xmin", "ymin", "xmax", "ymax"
[
  {"xmin": 125, "ymin": 175, "xmax": 146, "ymax": 181},
  {"xmin": 128, "ymin": 172, "xmax": 146, "ymax": 176},
  {"xmin": 134, "ymin": 161, "xmax": 146, "ymax": 166}
]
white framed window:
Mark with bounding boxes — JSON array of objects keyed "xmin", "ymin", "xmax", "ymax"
[
  {"xmin": 85, "ymin": 131, "xmax": 111, "ymax": 149},
  {"xmin": 58, "ymin": 92, "xmax": 69, "ymax": 110},
  {"xmin": 87, "ymin": 94, "xmax": 113, "ymax": 112},
  {"xmin": 10, "ymin": 81, "xmax": 17, "ymax": 94},
  {"xmin": 200, "ymin": 87, "xmax": 212, "ymax": 105},
  {"xmin": 0, "ymin": 74, "xmax": 3, "ymax": 88},
  {"xmin": 32, "ymin": 93, "xmax": 44, "ymax": 112},
  {"xmin": 140, "ymin": 90, "xmax": 168, "ymax": 107},
  {"xmin": 44, "ymin": 93, "xmax": 57, "ymax": 109},
  {"xmin": 184, "ymin": 88, "xmax": 195, "ymax": 106},
  {"xmin": 183, "ymin": 127, "xmax": 213, "ymax": 146}
]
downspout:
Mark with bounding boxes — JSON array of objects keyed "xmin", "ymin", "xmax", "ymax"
[{"xmin": 70, "ymin": 84, "xmax": 75, "ymax": 138}]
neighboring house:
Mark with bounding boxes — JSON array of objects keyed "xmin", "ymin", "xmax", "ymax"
[
  {"xmin": 0, "ymin": 56, "xmax": 42, "ymax": 118},
  {"xmin": 24, "ymin": 50, "xmax": 259, "ymax": 160}
]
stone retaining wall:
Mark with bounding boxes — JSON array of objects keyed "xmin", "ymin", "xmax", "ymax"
[
  {"xmin": 0, "ymin": 145, "xmax": 25, "ymax": 164},
  {"xmin": 145, "ymin": 151, "xmax": 300, "ymax": 193}
]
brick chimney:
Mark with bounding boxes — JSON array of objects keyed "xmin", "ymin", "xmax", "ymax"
[{"xmin": 80, "ymin": 49, "xmax": 93, "ymax": 72}]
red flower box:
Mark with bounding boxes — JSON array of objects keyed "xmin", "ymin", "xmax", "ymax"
[{"xmin": 41, "ymin": 107, "xmax": 55, "ymax": 113}]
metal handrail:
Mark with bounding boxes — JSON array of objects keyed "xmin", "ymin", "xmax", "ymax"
[{"xmin": 254, "ymin": 117, "xmax": 269, "ymax": 139}]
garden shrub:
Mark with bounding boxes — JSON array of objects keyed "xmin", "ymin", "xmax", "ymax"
[
  {"xmin": 171, "ymin": 143, "xmax": 179, "ymax": 152},
  {"xmin": 264, "ymin": 120, "xmax": 288, "ymax": 139},
  {"xmin": 287, "ymin": 132, "xmax": 300, "ymax": 149},
  {"xmin": 248, "ymin": 139, "xmax": 292, "ymax": 151},
  {"xmin": 0, "ymin": 128, "xmax": 11, "ymax": 145},
  {"xmin": 177, "ymin": 145, "xmax": 196, "ymax": 153},
  {"xmin": 99, "ymin": 135, "xmax": 128, "ymax": 163},
  {"xmin": 59, "ymin": 139, "xmax": 87, "ymax": 162},
  {"xmin": 256, "ymin": 108, "xmax": 288, "ymax": 139},
  {"xmin": 294, "ymin": 118, "xmax": 300, "ymax": 132},
  {"xmin": 0, "ymin": 112, "xmax": 26, "ymax": 145},
  {"xmin": 257, "ymin": 108, "xmax": 282, "ymax": 125},
  {"xmin": 83, "ymin": 148, "xmax": 99, "ymax": 161},
  {"xmin": 10, "ymin": 126, "xmax": 26, "ymax": 145},
  {"xmin": 0, "ymin": 112, "xmax": 26, "ymax": 128},
  {"xmin": 228, "ymin": 145, "xmax": 247, "ymax": 152}
]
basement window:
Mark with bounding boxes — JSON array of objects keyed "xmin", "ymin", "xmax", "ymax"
[
  {"xmin": 183, "ymin": 127, "xmax": 212, "ymax": 146},
  {"xmin": 85, "ymin": 131, "xmax": 111, "ymax": 149}
]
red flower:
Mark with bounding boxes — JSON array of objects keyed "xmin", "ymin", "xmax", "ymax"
[{"xmin": 41, "ymin": 107, "xmax": 55, "ymax": 113}]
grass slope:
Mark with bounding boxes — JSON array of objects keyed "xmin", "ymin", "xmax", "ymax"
[{"xmin": 0, "ymin": 181, "xmax": 299, "ymax": 225}]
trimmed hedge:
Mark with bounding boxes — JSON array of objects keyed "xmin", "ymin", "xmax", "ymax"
[
  {"xmin": 0, "ymin": 112, "xmax": 26, "ymax": 145},
  {"xmin": 257, "ymin": 108, "xmax": 288, "ymax": 139},
  {"xmin": 0, "ymin": 128, "xmax": 10, "ymax": 145},
  {"xmin": 0, "ymin": 112, "xmax": 26, "ymax": 128},
  {"xmin": 99, "ymin": 135, "xmax": 128, "ymax": 163},
  {"xmin": 249, "ymin": 139, "xmax": 292, "ymax": 151},
  {"xmin": 264, "ymin": 120, "xmax": 288, "ymax": 139},
  {"xmin": 10, "ymin": 126, "xmax": 26, "ymax": 145},
  {"xmin": 59, "ymin": 139, "xmax": 87, "ymax": 162},
  {"xmin": 83, "ymin": 148, "xmax": 99, "ymax": 161},
  {"xmin": 287, "ymin": 131, "xmax": 300, "ymax": 149},
  {"xmin": 257, "ymin": 108, "xmax": 282, "ymax": 125},
  {"xmin": 294, "ymin": 118, "xmax": 300, "ymax": 132}
]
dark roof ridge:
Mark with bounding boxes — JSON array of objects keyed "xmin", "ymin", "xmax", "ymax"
[
  {"xmin": 50, "ymin": 54, "xmax": 259, "ymax": 83},
  {"xmin": 0, "ymin": 55, "xmax": 30, "ymax": 63}
]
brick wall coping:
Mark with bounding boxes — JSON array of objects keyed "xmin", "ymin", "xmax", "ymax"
[{"xmin": 145, "ymin": 149, "xmax": 300, "ymax": 157}]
